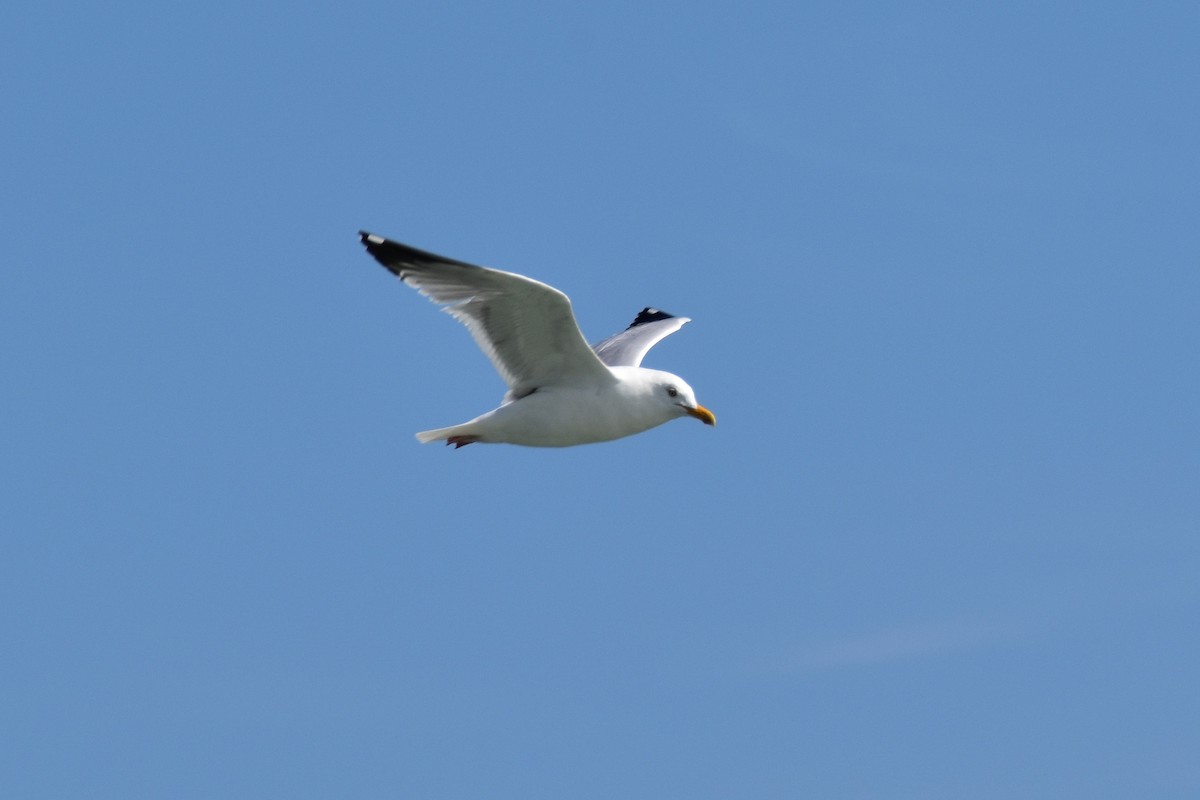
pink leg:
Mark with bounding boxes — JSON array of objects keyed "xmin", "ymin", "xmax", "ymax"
[{"xmin": 446, "ymin": 435, "xmax": 480, "ymax": 449}]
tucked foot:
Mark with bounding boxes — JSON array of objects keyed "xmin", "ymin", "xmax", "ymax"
[{"xmin": 446, "ymin": 435, "xmax": 480, "ymax": 449}]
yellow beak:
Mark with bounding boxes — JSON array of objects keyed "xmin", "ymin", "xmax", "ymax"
[{"xmin": 684, "ymin": 404, "xmax": 717, "ymax": 426}]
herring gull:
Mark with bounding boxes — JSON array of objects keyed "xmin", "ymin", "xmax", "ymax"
[{"xmin": 358, "ymin": 231, "xmax": 715, "ymax": 448}]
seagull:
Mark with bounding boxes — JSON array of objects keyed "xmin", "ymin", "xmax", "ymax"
[{"xmin": 358, "ymin": 231, "xmax": 716, "ymax": 448}]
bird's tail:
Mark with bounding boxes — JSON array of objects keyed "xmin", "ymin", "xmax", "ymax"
[{"xmin": 415, "ymin": 422, "xmax": 478, "ymax": 445}]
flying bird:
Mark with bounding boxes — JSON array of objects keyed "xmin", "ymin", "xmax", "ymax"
[{"xmin": 358, "ymin": 231, "xmax": 716, "ymax": 448}]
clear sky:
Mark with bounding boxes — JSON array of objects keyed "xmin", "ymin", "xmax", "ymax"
[{"xmin": 4, "ymin": 2, "xmax": 1198, "ymax": 798}]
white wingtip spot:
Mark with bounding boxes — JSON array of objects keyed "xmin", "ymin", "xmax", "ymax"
[{"xmin": 366, "ymin": 234, "xmax": 385, "ymax": 244}]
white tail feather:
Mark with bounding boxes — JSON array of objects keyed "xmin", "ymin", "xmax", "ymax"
[{"xmin": 415, "ymin": 423, "xmax": 474, "ymax": 444}]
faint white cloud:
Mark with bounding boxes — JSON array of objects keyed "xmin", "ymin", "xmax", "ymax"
[{"xmin": 775, "ymin": 619, "xmax": 1012, "ymax": 674}]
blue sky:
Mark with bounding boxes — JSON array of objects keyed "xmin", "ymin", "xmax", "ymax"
[{"xmin": 4, "ymin": 2, "xmax": 1198, "ymax": 797}]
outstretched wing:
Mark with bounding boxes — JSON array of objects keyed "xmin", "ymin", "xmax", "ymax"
[
  {"xmin": 591, "ymin": 307, "xmax": 691, "ymax": 367},
  {"xmin": 359, "ymin": 231, "xmax": 615, "ymax": 397}
]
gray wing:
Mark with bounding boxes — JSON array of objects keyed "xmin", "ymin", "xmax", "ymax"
[
  {"xmin": 591, "ymin": 307, "xmax": 691, "ymax": 367},
  {"xmin": 359, "ymin": 231, "xmax": 615, "ymax": 396}
]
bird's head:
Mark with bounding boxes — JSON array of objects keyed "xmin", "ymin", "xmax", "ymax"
[{"xmin": 652, "ymin": 372, "xmax": 716, "ymax": 427}]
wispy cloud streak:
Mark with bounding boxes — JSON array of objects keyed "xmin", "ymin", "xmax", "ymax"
[{"xmin": 777, "ymin": 619, "xmax": 1012, "ymax": 673}]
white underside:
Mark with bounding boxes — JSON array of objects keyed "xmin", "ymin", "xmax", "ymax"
[{"xmin": 416, "ymin": 368, "xmax": 685, "ymax": 447}]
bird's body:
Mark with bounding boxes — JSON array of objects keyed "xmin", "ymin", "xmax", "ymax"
[
  {"xmin": 416, "ymin": 367, "xmax": 699, "ymax": 447},
  {"xmin": 358, "ymin": 231, "xmax": 715, "ymax": 448}
]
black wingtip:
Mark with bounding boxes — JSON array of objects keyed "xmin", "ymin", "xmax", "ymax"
[
  {"xmin": 357, "ymin": 230, "xmax": 404, "ymax": 277},
  {"xmin": 627, "ymin": 307, "xmax": 676, "ymax": 328},
  {"xmin": 357, "ymin": 231, "xmax": 476, "ymax": 275},
  {"xmin": 358, "ymin": 230, "xmax": 384, "ymax": 251}
]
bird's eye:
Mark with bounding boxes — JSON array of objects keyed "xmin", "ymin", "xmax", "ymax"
[{"xmin": 666, "ymin": 386, "xmax": 679, "ymax": 398}]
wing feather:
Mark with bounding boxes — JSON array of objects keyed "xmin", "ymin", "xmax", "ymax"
[
  {"xmin": 592, "ymin": 307, "xmax": 691, "ymax": 367},
  {"xmin": 359, "ymin": 232, "xmax": 614, "ymax": 396}
]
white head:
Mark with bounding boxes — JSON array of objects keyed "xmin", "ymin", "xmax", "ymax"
[{"xmin": 630, "ymin": 367, "xmax": 716, "ymax": 427}]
